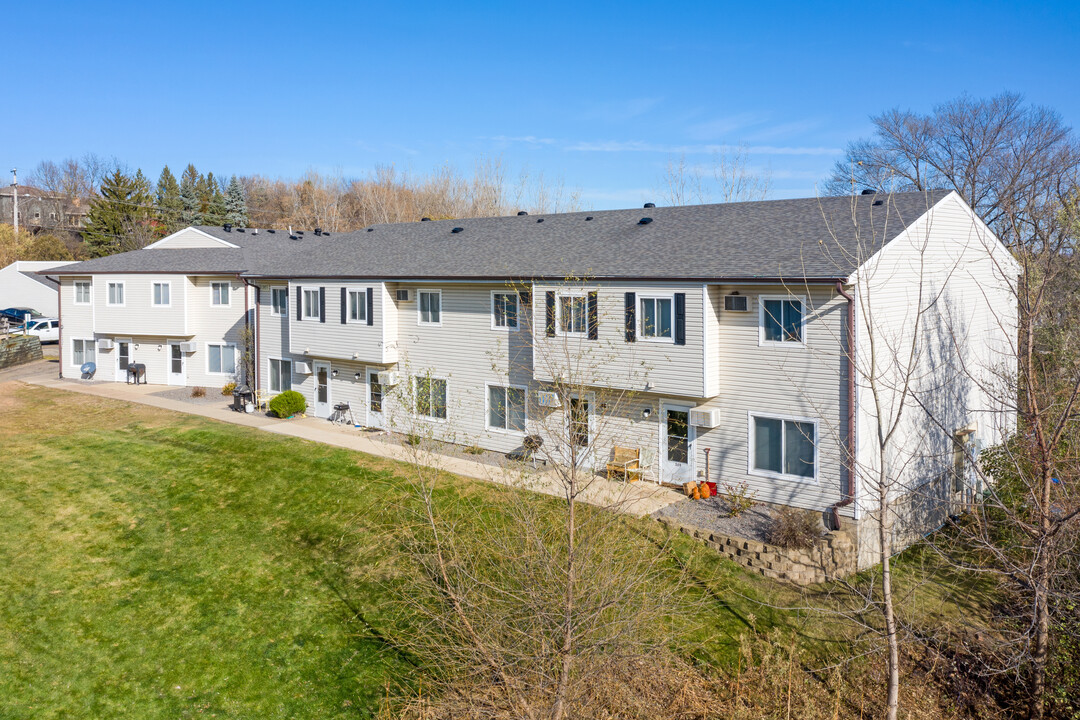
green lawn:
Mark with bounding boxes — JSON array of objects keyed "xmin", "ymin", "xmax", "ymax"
[{"xmin": 0, "ymin": 383, "xmax": 992, "ymax": 718}]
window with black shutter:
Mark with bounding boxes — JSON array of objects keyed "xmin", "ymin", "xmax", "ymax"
[
  {"xmin": 340, "ymin": 287, "xmax": 347, "ymax": 324},
  {"xmin": 545, "ymin": 291, "xmax": 556, "ymax": 337},
  {"xmin": 295, "ymin": 286, "xmax": 302, "ymax": 321},
  {"xmin": 624, "ymin": 292, "xmax": 636, "ymax": 342},
  {"xmin": 319, "ymin": 287, "xmax": 326, "ymax": 323},
  {"xmin": 674, "ymin": 292, "xmax": 686, "ymax": 345},
  {"xmin": 587, "ymin": 291, "xmax": 598, "ymax": 340},
  {"xmin": 366, "ymin": 287, "xmax": 374, "ymax": 326}
]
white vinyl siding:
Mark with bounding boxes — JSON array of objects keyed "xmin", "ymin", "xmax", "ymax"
[
  {"xmin": 487, "ymin": 384, "xmax": 526, "ymax": 432},
  {"xmin": 207, "ymin": 343, "xmax": 236, "ymax": 375},
  {"xmin": 211, "ymin": 282, "xmax": 230, "ymax": 307},
  {"xmin": 271, "ymin": 288, "xmax": 288, "ymax": 316},
  {"xmin": 74, "ymin": 281, "xmax": 91, "ymax": 304},
  {"xmin": 152, "ymin": 282, "xmax": 171, "ymax": 306},
  {"xmin": 418, "ymin": 290, "xmax": 441, "ymax": 325},
  {"xmin": 107, "ymin": 282, "xmax": 125, "ymax": 306}
]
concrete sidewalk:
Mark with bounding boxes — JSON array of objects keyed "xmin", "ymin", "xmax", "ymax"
[{"xmin": 6, "ymin": 360, "xmax": 685, "ymax": 517}]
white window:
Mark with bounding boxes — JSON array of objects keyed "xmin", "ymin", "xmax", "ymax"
[
  {"xmin": 207, "ymin": 343, "xmax": 237, "ymax": 375},
  {"xmin": 418, "ymin": 290, "xmax": 441, "ymax": 325},
  {"xmin": 488, "ymin": 384, "xmax": 526, "ymax": 432},
  {"xmin": 211, "ymin": 282, "xmax": 231, "ymax": 306},
  {"xmin": 759, "ymin": 296, "xmax": 804, "ymax": 345},
  {"xmin": 107, "ymin": 282, "xmax": 124, "ymax": 306},
  {"xmin": 491, "ymin": 292, "xmax": 518, "ymax": 329},
  {"xmin": 749, "ymin": 413, "xmax": 817, "ymax": 481},
  {"xmin": 269, "ymin": 358, "xmax": 292, "ymax": 392},
  {"xmin": 74, "ymin": 281, "xmax": 91, "ymax": 304},
  {"xmin": 348, "ymin": 289, "xmax": 367, "ymax": 323},
  {"xmin": 271, "ymin": 288, "xmax": 288, "ymax": 316},
  {"xmin": 639, "ymin": 295, "xmax": 673, "ymax": 340},
  {"xmin": 303, "ymin": 289, "xmax": 320, "ymax": 319},
  {"xmin": 152, "ymin": 282, "xmax": 171, "ymax": 306},
  {"xmin": 557, "ymin": 293, "xmax": 588, "ymax": 334},
  {"xmin": 71, "ymin": 338, "xmax": 95, "ymax": 366},
  {"xmin": 414, "ymin": 375, "xmax": 447, "ymax": 419}
]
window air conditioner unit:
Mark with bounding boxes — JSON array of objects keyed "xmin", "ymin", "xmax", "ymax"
[
  {"xmin": 377, "ymin": 370, "xmax": 405, "ymax": 386},
  {"xmin": 724, "ymin": 294, "xmax": 749, "ymax": 312},
  {"xmin": 96, "ymin": 338, "xmax": 114, "ymax": 351},
  {"xmin": 536, "ymin": 390, "xmax": 562, "ymax": 408},
  {"xmin": 395, "ymin": 289, "xmax": 411, "ymax": 302},
  {"xmin": 689, "ymin": 408, "xmax": 720, "ymax": 428},
  {"xmin": 295, "ymin": 361, "xmax": 312, "ymax": 375},
  {"xmin": 179, "ymin": 341, "xmax": 197, "ymax": 353}
]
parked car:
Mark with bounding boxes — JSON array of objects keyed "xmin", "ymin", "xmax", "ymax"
[
  {"xmin": 0, "ymin": 307, "xmax": 41, "ymax": 325},
  {"xmin": 24, "ymin": 317, "xmax": 60, "ymax": 343}
]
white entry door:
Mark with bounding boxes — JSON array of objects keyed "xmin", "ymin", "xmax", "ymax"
[
  {"xmin": 567, "ymin": 394, "xmax": 594, "ymax": 471},
  {"xmin": 313, "ymin": 362, "xmax": 332, "ymax": 418},
  {"xmin": 660, "ymin": 402, "xmax": 694, "ymax": 485},
  {"xmin": 167, "ymin": 342, "xmax": 186, "ymax": 385},
  {"xmin": 367, "ymin": 370, "xmax": 384, "ymax": 428},
  {"xmin": 115, "ymin": 340, "xmax": 131, "ymax": 381}
]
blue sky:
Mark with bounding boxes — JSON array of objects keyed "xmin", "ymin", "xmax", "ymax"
[{"xmin": 8, "ymin": 0, "xmax": 1079, "ymax": 209}]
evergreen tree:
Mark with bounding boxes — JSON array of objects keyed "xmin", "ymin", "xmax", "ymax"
[
  {"xmin": 155, "ymin": 165, "xmax": 182, "ymax": 232},
  {"xmin": 225, "ymin": 175, "xmax": 249, "ymax": 227},
  {"xmin": 180, "ymin": 164, "xmax": 201, "ymax": 226},
  {"xmin": 204, "ymin": 172, "xmax": 227, "ymax": 226},
  {"xmin": 82, "ymin": 169, "xmax": 154, "ymax": 256}
]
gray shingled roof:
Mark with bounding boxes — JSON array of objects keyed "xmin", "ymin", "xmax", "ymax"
[{"xmin": 49, "ymin": 191, "xmax": 951, "ymax": 281}]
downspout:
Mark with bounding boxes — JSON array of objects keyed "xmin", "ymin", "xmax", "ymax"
[
  {"xmin": 831, "ymin": 279, "xmax": 856, "ymax": 529},
  {"xmin": 239, "ymin": 274, "xmax": 258, "ymax": 397},
  {"xmin": 55, "ymin": 276, "xmax": 64, "ymax": 379}
]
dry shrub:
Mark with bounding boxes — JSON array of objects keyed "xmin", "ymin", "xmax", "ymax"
[
  {"xmin": 767, "ymin": 507, "xmax": 821, "ymax": 549},
  {"xmin": 190, "ymin": 386, "xmax": 206, "ymax": 398},
  {"xmin": 379, "ymin": 631, "xmax": 978, "ymax": 720},
  {"xmin": 720, "ymin": 480, "xmax": 757, "ymax": 517},
  {"xmin": 221, "ymin": 382, "xmax": 237, "ymax": 396}
]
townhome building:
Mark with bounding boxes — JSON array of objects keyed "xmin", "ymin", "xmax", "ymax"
[{"xmin": 46, "ymin": 191, "xmax": 1018, "ymax": 568}]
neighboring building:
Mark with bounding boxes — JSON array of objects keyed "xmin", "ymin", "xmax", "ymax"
[
  {"xmin": 0, "ymin": 260, "xmax": 77, "ymax": 316},
  {"xmin": 0, "ymin": 186, "xmax": 89, "ymax": 232},
  {"xmin": 48, "ymin": 192, "xmax": 1019, "ymax": 568}
]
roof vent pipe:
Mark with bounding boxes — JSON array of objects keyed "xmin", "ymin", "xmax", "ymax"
[
  {"xmin": 315, "ymin": 227, "xmax": 322, "ymax": 236},
  {"xmin": 643, "ymin": 202, "xmax": 655, "ymax": 208},
  {"xmin": 223, "ymin": 223, "xmax": 232, "ymax": 232}
]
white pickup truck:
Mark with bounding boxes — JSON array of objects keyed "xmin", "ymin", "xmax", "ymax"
[{"xmin": 24, "ymin": 318, "xmax": 60, "ymax": 344}]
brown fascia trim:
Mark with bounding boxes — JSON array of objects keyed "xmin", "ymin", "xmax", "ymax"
[
  {"xmin": 45, "ymin": 270, "xmax": 241, "ymax": 276},
  {"xmin": 242, "ymin": 274, "xmax": 849, "ymax": 284}
]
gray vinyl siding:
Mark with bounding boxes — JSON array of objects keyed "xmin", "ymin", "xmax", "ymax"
[
  {"xmin": 92, "ymin": 274, "xmax": 189, "ymax": 336},
  {"xmin": 695, "ymin": 283, "xmax": 849, "ymax": 515},
  {"xmin": 531, "ymin": 282, "xmax": 706, "ymax": 399},
  {"xmin": 287, "ymin": 280, "xmax": 395, "ymax": 364}
]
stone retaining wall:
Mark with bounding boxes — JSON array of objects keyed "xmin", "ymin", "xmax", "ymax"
[
  {"xmin": 0, "ymin": 335, "xmax": 43, "ymax": 370},
  {"xmin": 658, "ymin": 517, "xmax": 857, "ymax": 585}
]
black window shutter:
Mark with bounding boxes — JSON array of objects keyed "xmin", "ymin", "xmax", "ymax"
[
  {"xmin": 545, "ymin": 291, "xmax": 556, "ymax": 337},
  {"xmin": 624, "ymin": 292, "xmax": 636, "ymax": 342},
  {"xmin": 587, "ymin": 291, "xmax": 599, "ymax": 340},
  {"xmin": 295, "ymin": 286, "xmax": 302, "ymax": 321},
  {"xmin": 319, "ymin": 287, "xmax": 326, "ymax": 323},
  {"xmin": 366, "ymin": 287, "xmax": 374, "ymax": 326},
  {"xmin": 674, "ymin": 292, "xmax": 686, "ymax": 345},
  {"xmin": 340, "ymin": 287, "xmax": 347, "ymax": 324}
]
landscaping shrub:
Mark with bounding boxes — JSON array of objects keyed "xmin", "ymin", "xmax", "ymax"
[
  {"xmin": 767, "ymin": 507, "xmax": 820, "ymax": 549},
  {"xmin": 221, "ymin": 382, "xmax": 237, "ymax": 396},
  {"xmin": 464, "ymin": 444, "xmax": 485, "ymax": 455},
  {"xmin": 268, "ymin": 390, "xmax": 306, "ymax": 418},
  {"xmin": 720, "ymin": 480, "xmax": 757, "ymax": 518},
  {"xmin": 190, "ymin": 386, "xmax": 206, "ymax": 398}
]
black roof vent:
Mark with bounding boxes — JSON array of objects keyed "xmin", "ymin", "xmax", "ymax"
[
  {"xmin": 639, "ymin": 217, "xmax": 653, "ymax": 225},
  {"xmin": 643, "ymin": 202, "xmax": 655, "ymax": 208},
  {"xmin": 451, "ymin": 227, "xmax": 464, "ymax": 234},
  {"xmin": 223, "ymin": 223, "xmax": 232, "ymax": 232},
  {"xmin": 861, "ymin": 188, "xmax": 877, "ymax": 195},
  {"xmin": 536, "ymin": 218, "xmax": 544, "ymax": 223},
  {"xmin": 314, "ymin": 227, "xmax": 322, "ymax": 236},
  {"xmin": 585, "ymin": 216, "xmax": 593, "ymax": 221},
  {"xmin": 322, "ymin": 232, "xmax": 330, "ymax": 237},
  {"xmin": 236, "ymin": 227, "xmax": 245, "ymax": 233},
  {"xmin": 289, "ymin": 234, "xmax": 299, "ymax": 240},
  {"xmin": 517, "ymin": 211, "xmax": 528, "ymax": 216},
  {"xmin": 267, "ymin": 229, "xmax": 276, "ymax": 234},
  {"xmin": 421, "ymin": 217, "xmax": 431, "ymax": 221},
  {"xmin": 872, "ymin": 199, "xmax": 883, "ymax": 206},
  {"xmin": 367, "ymin": 228, "xmax": 374, "ymax": 232}
]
